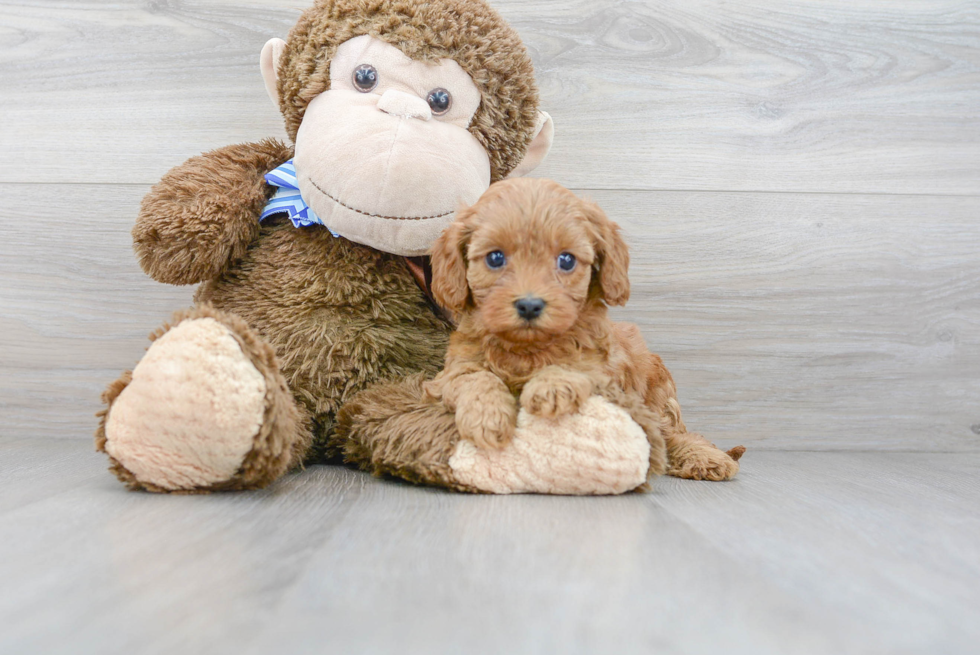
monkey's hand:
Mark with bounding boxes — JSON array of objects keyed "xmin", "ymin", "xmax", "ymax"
[
  {"xmin": 443, "ymin": 371, "xmax": 517, "ymax": 450},
  {"xmin": 520, "ymin": 366, "xmax": 593, "ymax": 419},
  {"xmin": 133, "ymin": 139, "xmax": 293, "ymax": 285}
]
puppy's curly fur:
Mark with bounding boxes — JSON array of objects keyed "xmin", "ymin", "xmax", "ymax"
[{"xmin": 424, "ymin": 178, "xmax": 744, "ymax": 481}]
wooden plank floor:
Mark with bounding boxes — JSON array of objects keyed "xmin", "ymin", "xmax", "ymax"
[
  {"xmin": 1, "ymin": 1, "xmax": 979, "ymax": 653},
  {"xmin": 1, "ymin": 439, "xmax": 978, "ymax": 655}
]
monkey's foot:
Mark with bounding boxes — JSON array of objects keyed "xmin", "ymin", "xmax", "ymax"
[
  {"xmin": 667, "ymin": 435, "xmax": 742, "ymax": 481},
  {"xmin": 95, "ymin": 307, "xmax": 307, "ymax": 493},
  {"xmin": 337, "ymin": 377, "xmax": 652, "ymax": 495},
  {"xmin": 450, "ymin": 397, "xmax": 652, "ymax": 495}
]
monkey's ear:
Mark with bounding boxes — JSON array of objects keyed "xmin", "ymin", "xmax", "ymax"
[
  {"xmin": 583, "ymin": 200, "xmax": 630, "ymax": 307},
  {"xmin": 506, "ymin": 111, "xmax": 555, "ymax": 179},
  {"xmin": 430, "ymin": 216, "xmax": 472, "ymax": 314},
  {"xmin": 260, "ymin": 38, "xmax": 287, "ymax": 106}
]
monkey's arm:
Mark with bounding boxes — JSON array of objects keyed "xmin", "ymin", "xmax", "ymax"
[{"xmin": 133, "ymin": 139, "xmax": 293, "ymax": 285}]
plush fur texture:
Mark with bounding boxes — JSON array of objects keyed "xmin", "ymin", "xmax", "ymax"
[
  {"xmin": 277, "ymin": 0, "xmax": 540, "ymax": 182},
  {"xmin": 133, "ymin": 139, "xmax": 291, "ymax": 286},
  {"xmin": 448, "ymin": 396, "xmax": 652, "ymax": 495},
  {"xmin": 122, "ymin": 136, "xmax": 454, "ymax": 475},
  {"xmin": 424, "ymin": 178, "xmax": 743, "ymax": 481},
  {"xmin": 119, "ymin": 146, "xmax": 455, "ymax": 475},
  {"xmin": 335, "ymin": 371, "xmax": 655, "ymax": 495},
  {"xmin": 104, "ymin": 317, "xmax": 268, "ymax": 490},
  {"xmin": 96, "ymin": 305, "xmax": 307, "ymax": 493},
  {"xmin": 335, "ymin": 373, "xmax": 477, "ymax": 491},
  {"xmin": 195, "ymin": 214, "xmax": 453, "ymax": 462}
]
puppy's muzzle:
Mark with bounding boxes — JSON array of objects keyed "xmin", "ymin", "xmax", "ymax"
[{"xmin": 514, "ymin": 296, "xmax": 546, "ymax": 321}]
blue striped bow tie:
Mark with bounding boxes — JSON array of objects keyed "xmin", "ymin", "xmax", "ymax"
[{"xmin": 261, "ymin": 159, "xmax": 339, "ymax": 237}]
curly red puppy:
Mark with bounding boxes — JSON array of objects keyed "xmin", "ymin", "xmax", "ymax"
[{"xmin": 424, "ymin": 178, "xmax": 743, "ymax": 481}]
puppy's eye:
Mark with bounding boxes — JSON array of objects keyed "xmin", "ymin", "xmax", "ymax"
[
  {"xmin": 485, "ymin": 250, "xmax": 506, "ymax": 269},
  {"xmin": 557, "ymin": 252, "xmax": 577, "ymax": 272},
  {"xmin": 352, "ymin": 64, "xmax": 379, "ymax": 92},
  {"xmin": 426, "ymin": 88, "xmax": 452, "ymax": 115}
]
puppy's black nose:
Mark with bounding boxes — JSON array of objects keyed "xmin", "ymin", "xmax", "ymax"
[{"xmin": 514, "ymin": 296, "xmax": 546, "ymax": 321}]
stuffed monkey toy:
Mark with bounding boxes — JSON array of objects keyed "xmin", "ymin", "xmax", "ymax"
[{"xmin": 96, "ymin": 0, "xmax": 739, "ymax": 494}]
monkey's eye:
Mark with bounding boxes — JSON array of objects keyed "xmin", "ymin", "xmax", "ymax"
[
  {"xmin": 557, "ymin": 252, "xmax": 577, "ymax": 272},
  {"xmin": 426, "ymin": 88, "xmax": 452, "ymax": 115},
  {"xmin": 352, "ymin": 64, "xmax": 379, "ymax": 92},
  {"xmin": 485, "ymin": 250, "xmax": 506, "ymax": 269}
]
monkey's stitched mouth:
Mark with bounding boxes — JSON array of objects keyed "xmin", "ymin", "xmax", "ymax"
[{"xmin": 307, "ymin": 177, "xmax": 454, "ymax": 221}]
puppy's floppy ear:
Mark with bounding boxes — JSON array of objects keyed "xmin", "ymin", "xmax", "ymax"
[
  {"xmin": 430, "ymin": 211, "xmax": 473, "ymax": 313},
  {"xmin": 582, "ymin": 199, "xmax": 630, "ymax": 306}
]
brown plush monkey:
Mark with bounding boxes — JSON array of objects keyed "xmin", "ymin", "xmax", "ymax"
[
  {"xmin": 96, "ymin": 0, "xmax": 737, "ymax": 494},
  {"xmin": 95, "ymin": 0, "xmax": 557, "ymax": 492}
]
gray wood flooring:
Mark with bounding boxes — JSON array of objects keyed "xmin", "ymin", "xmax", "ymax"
[
  {"xmin": 2, "ymin": 1, "xmax": 979, "ymax": 653},
  {"xmin": 2, "ymin": 440, "xmax": 979, "ymax": 655}
]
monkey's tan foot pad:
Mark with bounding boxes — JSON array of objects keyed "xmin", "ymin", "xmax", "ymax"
[
  {"xmin": 101, "ymin": 317, "xmax": 271, "ymax": 492},
  {"xmin": 449, "ymin": 396, "xmax": 651, "ymax": 495}
]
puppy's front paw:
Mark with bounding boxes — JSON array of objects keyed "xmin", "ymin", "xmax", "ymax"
[
  {"xmin": 520, "ymin": 368, "xmax": 592, "ymax": 418},
  {"xmin": 668, "ymin": 445, "xmax": 740, "ymax": 481},
  {"xmin": 455, "ymin": 398, "xmax": 517, "ymax": 450}
]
